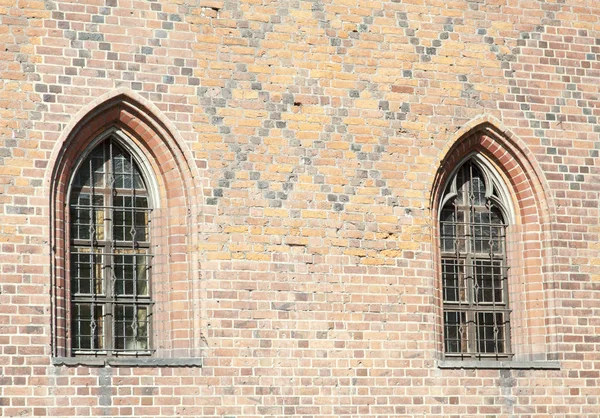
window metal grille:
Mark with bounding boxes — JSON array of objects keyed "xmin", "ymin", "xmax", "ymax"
[
  {"xmin": 440, "ymin": 160, "xmax": 512, "ymax": 360},
  {"xmin": 69, "ymin": 139, "xmax": 152, "ymax": 355}
]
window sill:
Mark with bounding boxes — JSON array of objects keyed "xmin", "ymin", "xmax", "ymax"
[
  {"xmin": 438, "ymin": 360, "xmax": 560, "ymax": 370},
  {"xmin": 52, "ymin": 357, "xmax": 203, "ymax": 367}
]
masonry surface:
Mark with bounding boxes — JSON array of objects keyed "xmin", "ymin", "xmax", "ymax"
[{"xmin": 1, "ymin": 0, "xmax": 600, "ymax": 416}]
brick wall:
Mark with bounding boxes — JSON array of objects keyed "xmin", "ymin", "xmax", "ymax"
[{"xmin": 1, "ymin": 0, "xmax": 600, "ymax": 416}]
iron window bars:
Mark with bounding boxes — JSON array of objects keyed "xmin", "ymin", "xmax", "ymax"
[
  {"xmin": 440, "ymin": 159, "xmax": 512, "ymax": 360},
  {"xmin": 69, "ymin": 139, "xmax": 153, "ymax": 355}
]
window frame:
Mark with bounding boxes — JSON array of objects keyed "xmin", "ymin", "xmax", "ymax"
[
  {"xmin": 438, "ymin": 154, "xmax": 515, "ymax": 361},
  {"xmin": 66, "ymin": 129, "xmax": 159, "ymax": 358}
]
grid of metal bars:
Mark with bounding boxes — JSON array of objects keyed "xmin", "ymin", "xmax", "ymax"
[
  {"xmin": 69, "ymin": 139, "xmax": 153, "ymax": 355},
  {"xmin": 440, "ymin": 160, "xmax": 512, "ymax": 360}
]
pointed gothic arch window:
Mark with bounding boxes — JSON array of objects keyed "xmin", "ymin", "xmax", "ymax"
[
  {"xmin": 439, "ymin": 156, "xmax": 513, "ymax": 360},
  {"xmin": 69, "ymin": 136, "xmax": 154, "ymax": 355},
  {"xmin": 51, "ymin": 93, "xmax": 204, "ymax": 365}
]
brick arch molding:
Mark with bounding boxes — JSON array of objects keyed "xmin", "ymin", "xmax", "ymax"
[
  {"xmin": 47, "ymin": 88, "xmax": 204, "ymax": 359},
  {"xmin": 430, "ymin": 116, "xmax": 560, "ymax": 364}
]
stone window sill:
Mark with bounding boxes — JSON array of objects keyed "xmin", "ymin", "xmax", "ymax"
[
  {"xmin": 438, "ymin": 360, "xmax": 560, "ymax": 370},
  {"xmin": 52, "ymin": 357, "xmax": 203, "ymax": 367}
]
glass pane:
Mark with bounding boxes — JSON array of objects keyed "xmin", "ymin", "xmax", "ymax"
[
  {"xmin": 490, "ymin": 208, "xmax": 504, "ymax": 253},
  {"xmin": 473, "ymin": 212, "xmax": 488, "ymax": 253},
  {"xmin": 441, "ymin": 207, "xmax": 466, "ymax": 253},
  {"xmin": 113, "ymin": 196, "xmax": 149, "ymax": 242},
  {"xmin": 476, "ymin": 312, "xmax": 505, "ymax": 354},
  {"xmin": 440, "ymin": 208, "xmax": 455, "ymax": 252},
  {"xmin": 455, "ymin": 210, "xmax": 465, "ymax": 252},
  {"xmin": 71, "ymin": 249, "xmax": 103, "ymax": 295},
  {"xmin": 73, "ymin": 146, "xmax": 105, "ymax": 188},
  {"xmin": 70, "ymin": 194, "xmax": 90, "ymax": 240},
  {"xmin": 442, "ymin": 259, "xmax": 467, "ymax": 303},
  {"xmin": 134, "ymin": 171, "xmax": 144, "ymax": 189},
  {"xmin": 470, "ymin": 165, "xmax": 485, "ymax": 206},
  {"xmin": 456, "ymin": 168, "xmax": 466, "ymax": 205},
  {"xmin": 91, "ymin": 151, "xmax": 105, "ymax": 188},
  {"xmin": 70, "ymin": 194, "xmax": 105, "ymax": 241},
  {"xmin": 113, "ymin": 151, "xmax": 132, "ymax": 189},
  {"xmin": 112, "ymin": 146, "xmax": 145, "ymax": 190},
  {"xmin": 74, "ymin": 164, "xmax": 90, "ymax": 188},
  {"xmin": 456, "ymin": 162, "xmax": 486, "ymax": 206},
  {"xmin": 115, "ymin": 305, "xmax": 149, "ymax": 350},
  {"xmin": 114, "ymin": 250, "xmax": 150, "ymax": 296},
  {"xmin": 444, "ymin": 311, "xmax": 467, "ymax": 354},
  {"xmin": 473, "ymin": 209, "xmax": 505, "ymax": 254},
  {"xmin": 474, "ymin": 260, "xmax": 504, "ymax": 304},
  {"xmin": 440, "ymin": 205, "xmax": 467, "ymax": 253},
  {"xmin": 71, "ymin": 304, "xmax": 104, "ymax": 350}
]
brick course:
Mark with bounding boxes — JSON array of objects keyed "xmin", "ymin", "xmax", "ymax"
[{"xmin": 1, "ymin": 0, "xmax": 600, "ymax": 416}]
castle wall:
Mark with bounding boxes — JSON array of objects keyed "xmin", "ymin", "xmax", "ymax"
[{"xmin": 1, "ymin": 0, "xmax": 599, "ymax": 416}]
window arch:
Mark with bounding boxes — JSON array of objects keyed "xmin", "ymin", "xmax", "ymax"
[
  {"xmin": 69, "ymin": 136, "xmax": 155, "ymax": 355},
  {"xmin": 50, "ymin": 92, "xmax": 204, "ymax": 364},
  {"xmin": 439, "ymin": 155, "xmax": 513, "ymax": 360},
  {"xmin": 432, "ymin": 121, "xmax": 560, "ymax": 368}
]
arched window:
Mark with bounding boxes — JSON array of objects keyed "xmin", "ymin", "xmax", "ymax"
[
  {"xmin": 51, "ymin": 93, "xmax": 204, "ymax": 365},
  {"xmin": 439, "ymin": 156, "xmax": 512, "ymax": 360},
  {"xmin": 69, "ymin": 137, "xmax": 153, "ymax": 355}
]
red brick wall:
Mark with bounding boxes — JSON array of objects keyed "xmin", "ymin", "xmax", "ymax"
[{"xmin": 1, "ymin": 0, "xmax": 599, "ymax": 416}]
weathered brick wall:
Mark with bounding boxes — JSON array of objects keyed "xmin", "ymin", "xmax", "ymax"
[{"xmin": 1, "ymin": 0, "xmax": 599, "ymax": 416}]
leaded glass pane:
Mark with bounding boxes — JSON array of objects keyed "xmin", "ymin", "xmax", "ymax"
[
  {"xmin": 474, "ymin": 260, "xmax": 504, "ymax": 304},
  {"xmin": 115, "ymin": 305, "xmax": 149, "ymax": 351},
  {"xmin": 472, "ymin": 208, "xmax": 504, "ymax": 254},
  {"xmin": 71, "ymin": 304, "xmax": 104, "ymax": 350},
  {"xmin": 442, "ymin": 259, "xmax": 467, "ymax": 303},
  {"xmin": 440, "ymin": 209, "xmax": 455, "ymax": 252},
  {"xmin": 114, "ymin": 250, "xmax": 150, "ymax": 296},
  {"xmin": 70, "ymin": 194, "xmax": 105, "ymax": 241},
  {"xmin": 113, "ymin": 146, "xmax": 145, "ymax": 190},
  {"xmin": 73, "ymin": 146, "xmax": 105, "ymax": 188},
  {"xmin": 113, "ymin": 196, "xmax": 149, "ymax": 242},
  {"xmin": 71, "ymin": 249, "xmax": 103, "ymax": 295},
  {"xmin": 444, "ymin": 311, "xmax": 467, "ymax": 354},
  {"xmin": 470, "ymin": 167, "xmax": 486, "ymax": 206},
  {"xmin": 476, "ymin": 312, "xmax": 505, "ymax": 354},
  {"xmin": 440, "ymin": 208, "xmax": 466, "ymax": 253}
]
